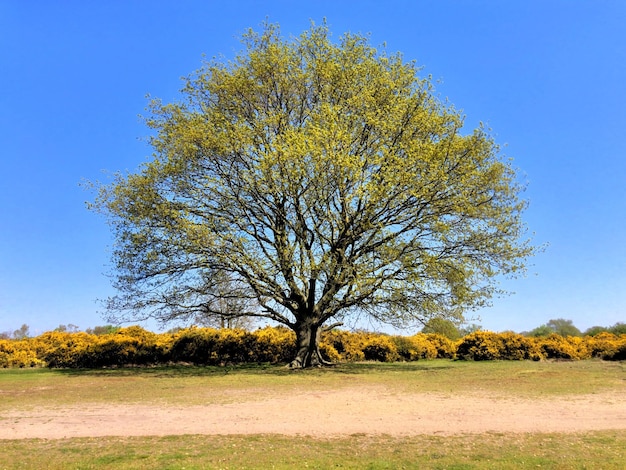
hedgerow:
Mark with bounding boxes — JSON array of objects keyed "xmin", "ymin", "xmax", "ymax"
[{"xmin": 0, "ymin": 327, "xmax": 624, "ymax": 368}]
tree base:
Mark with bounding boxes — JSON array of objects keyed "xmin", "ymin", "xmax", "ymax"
[
  {"xmin": 288, "ymin": 321, "xmax": 343, "ymax": 368},
  {"xmin": 288, "ymin": 349, "xmax": 335, "ymax": 369}
]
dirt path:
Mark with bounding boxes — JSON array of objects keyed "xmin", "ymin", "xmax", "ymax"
[{"xmin": 2, "ymin": 387, "xmax": 625, "ymax": 439}]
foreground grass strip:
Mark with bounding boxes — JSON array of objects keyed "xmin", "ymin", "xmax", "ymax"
[{"xmin": 2, "ymin": 431, "xmax": 625, "ymax": 469}]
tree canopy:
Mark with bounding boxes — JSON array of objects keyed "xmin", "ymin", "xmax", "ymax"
[
  {"xmin": 91, "ymin": 22, "xmax": 535, "ymax": 367},
  {"xmin": 526, "ymin": 318, "xmax": 582, "ymax": 337},
  {"xmin": 420, "ymin": 317, "xmax": 462, "ymax": 341}
]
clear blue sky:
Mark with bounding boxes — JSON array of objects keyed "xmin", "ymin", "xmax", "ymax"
[{"xmin": 1, "ymin": 0, "xmax": 625, "ymax": 335}]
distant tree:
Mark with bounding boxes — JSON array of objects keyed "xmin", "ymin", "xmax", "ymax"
[
  {"xmin": 458, "ymin": 323, "xmax": 482, "ymax": 337},
  {"xmin": 54, "ymin": 324, "xmax": 80, "ymax": 333},
  {"xmin": 527, "ymin": 318, "xmax": 581, "ymax": 337},
  {"xmin": 0, "ymin": 331, "xmax": 11, "ymax": 340},
  {"xmin": 90, "ymin": 22, "xmax": 536, "ymax": 367},
  {"xmin": 584, "ymin": 325, "xmax": 608, "ymax": 336},
  {"xmin": 546, "ymin": 318, "xmax": 581, "ymax": 337},
  {"xmin": 166, "ymin": 326, "xmax": 185, "ymax": 334},
  {"xmin": 421, "ymin": 317, "xmax": 461, "ymax": 341},
  {"xmin": 193, "ymin": 269, "xmax": 257, "ymax": 329},
  {"xmin": 209, "ymin": 315, "xmax": 257, "ymax": 330},
  {"xmin": 85, "ymin": 325, "xmax": 121, "ymax": 335},
  {"xmin": 525, "ymin": 324, "xmax": 554, "ymax": 337},
  {"xmin": 12, "ymin": 324, "xmax": 30, "ymax": 339},
  {"xmin": 608, "ymin": 322, "xmax": 626, "ymax": 335}
]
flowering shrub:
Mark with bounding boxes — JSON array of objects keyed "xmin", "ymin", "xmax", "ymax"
[
  {"xmin": 248, "ymin": 326, "xmax": 295, "ymax": 363},
  {"xmin": 423, "ymin": 333, "xmax": 457, "ymax": 359},
  {"xmin": 586, "ymin": 332, "xmax": 622, "ymax": 359},
  {"xmin": 604, "ymin": 335, "xmax": 626, "ymax": 360},
  {"xmin": 361, "ymin": 334, "xmax": 399, "ymax": 362},
  {"xmin": 318, "ymin": 341, "xmax": 341, "ymax": 363},
  {"xmin": 169, "ymin": 327, "xmax": 221, "ymax": 365},
  {"xmin": 456, "ymin": 331, "xmax": 505, "ymax": 360},
  {"xmin": 169, "ymin": 327, "xmax": 296, "ymax": 365},
  {"xmin": 391, "ymin": 335, "xmax": 438, "ymax": 360},
  {"xmin": 537, "ymin": 334, "xmax": 590, "ymax": 360},
  {"xmin": 0, "ymin": 339, "xmax": 43, "ymax": 368},
  {"xmin": 1, "ymin": 326, "xmax": 624, "ymax": 368},
  {"xmin": 321, "ymin": 330, "xmax": 365, "ymax": 362},
  {"xmin": 499, "ymin": 332, "xmax": 543, "ymax": 361},
  {"xmin": 457, "ymin": 331, "xmax": 544, "ymax": 361},
  {"xmin": 36, "ymin": 331, "xmax": 96, "ymax": 368}
]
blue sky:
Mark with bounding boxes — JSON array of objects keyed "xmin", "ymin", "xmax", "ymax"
[{"xmin": 1, "ymin": 0, "xmax": 625, "ymax": 335}]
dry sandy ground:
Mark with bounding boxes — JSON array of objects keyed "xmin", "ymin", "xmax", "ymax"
[{"xmin": 2, "ymin": 387, "xmax": 625, "ymax": 439}]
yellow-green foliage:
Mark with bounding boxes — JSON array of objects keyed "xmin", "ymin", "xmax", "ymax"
[{"xmin": 92, "ymin": 22, "xmax": 536, "ymax": 347}]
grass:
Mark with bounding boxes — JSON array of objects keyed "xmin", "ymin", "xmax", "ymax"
[
  {"xmin": 1, "ymin": 360, "xmax": 623, "ymax": 409},
  {"xmin": 2, "ymin": 432, "xmax": 625, "ymax": 469},
  {"xmin": 1, "ymin": 360, "xmax": 625, "ymax": 469}
]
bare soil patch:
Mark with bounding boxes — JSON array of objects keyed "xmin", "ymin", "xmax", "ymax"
[{"xmin": 2, "ymin": 386, "xmax": 625, "ymax": 439}]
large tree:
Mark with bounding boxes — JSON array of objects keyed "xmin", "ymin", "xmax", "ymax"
[{"xmin": 91, "ymin": 23, "xmax": 535, "ymax": 367}]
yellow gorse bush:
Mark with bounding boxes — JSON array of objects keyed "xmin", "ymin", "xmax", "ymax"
[
  {"xmin": 1, "ymin": 327, "xmax": 624, "ymax": 368},
  {"xmin": 0, "ymin": 339, "xmax": 44, "ymax": 368},
  {"xmin": 587, "ymin": 332, "xmax": 624, "ymax": 359},
  {"xmin": 536, "ymin": 334, "xmax": 591, "ymax": 360}
]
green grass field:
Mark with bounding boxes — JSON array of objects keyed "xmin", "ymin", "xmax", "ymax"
[
  {"xmin": 3, "ymin": 431, "xmax": 625, "ymax": 469},
  {"xmin": 1, "ymin": 360, "xmax": 625, "ymax": 469}
]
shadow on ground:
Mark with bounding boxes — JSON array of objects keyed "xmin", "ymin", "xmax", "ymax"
[{"xmin": 55, "ymin": 360, "xmax": 457, "ymax": 378}]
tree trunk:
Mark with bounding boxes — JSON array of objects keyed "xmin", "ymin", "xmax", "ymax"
[{"xmin": 288, "ymin": 320, "xmax": 333, "ymax": 368}]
